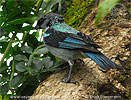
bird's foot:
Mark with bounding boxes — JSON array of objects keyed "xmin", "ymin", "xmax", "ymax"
[
  {"xmin": 61, "ymin": 77, "xmax": 77, "ymax": 84},
  {"xmin": 61, "ymin": 60, "xmax": 79, "ymax": 84}
]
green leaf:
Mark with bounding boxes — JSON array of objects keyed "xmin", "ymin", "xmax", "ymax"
[
  {"xmin": 32, "ymin": 57, "xmax": 49, "ymax": 71},
  {"xmin": 1, "ymin": 24, "xmax": 19, "ymax": 33},
  {"xmin": 3, "ymin": 95, "xmax": 10, "ymax": 100},
  {"xmin": 32, "ymin": 59, "xmax": 43, "ymax": 70},
  {"xmin": 6, "ymin": 7, "xmax": 26, "ymax": 20},
  {"xmin": 16, "ymin": 62, "xmax": 27, "ymax": 72},
  {"xmin": 11, "ymin": 75, "xmax": 24, "ymax": 88},
  {"xmin": 0, "ymin": 17, "xmax": 5, "ymax": 26},
  {"xmin": 21, "ymin": 25, "xmax": 33, "ymax": 32},
  {"xmin": 21, "ymin": 46, "xmax": 33, "ymax": 54},
  {"xmin": 42, "ymin": 57, "xmax": 53, "ymax": 68},
  {"xmin": 7, "ymin": 18, "xmax": 31, "ymax": 25},
  {"xmin": 0, "ymin": 41, "xmax": 16, "ymax": 59},
  {"xmin": 0, "ymin": 29, "xmax": 6, "ymax": 36},
  {"xmin": 12, "ymin": 43, "xmax": 19, "ymax": 52},
  {"xmin": 44, "ymin": 0, "xmax": 50, "ymax": 3},
  {"xmin": 0, "ymin": 77, "xmax": 9, "ymax": 83},
  {"xmin": 27, "ymin": 34, "xmax": 39, "ymax": 49},
  {"xmin": 0, "ymin": 37, "xmax": 8, "ymax": 42},
  {"xmin": 45, "ymin": 0, "xmax": 56, "ymax": 12},
  {"xmin": 7, "ymin": 16, "xmax": 37, "ymax": 25},
  {"xmin": 0, "ymin": 84, "xmax": 9, "ymax": 95},
  {"xmin": 34, "ymin": 0, "xmax": 43, "ymax": 12},
  {"xmin": 31, "ymin": 59, "xmax": 43, "ymax": 72},
  {"xmin": 6, "ymin": 1, "xmax": 16, "ymax": 10},
  {"xmin": 0, "ymin": 9, "xmax": 7, "ymax": 17},
  {"xmin": 22, "ymin": 0, "xmax": 36, "ymax": 7},
  {"xmin": 14, "ymin": 54, "xmax": 28, "ymax": 61},
  {"xmin": 0, "ymin": 95, "xmax": 2, "ymax": 100},
  {"xmin": 0, "ymin": 42, "xmax": 8, "ymax": 54},
  {"xmin": 95, "ymin": 0, "xmax": 119, "ymax": 25},
  {"xmin": 35, "ymin": 47, "xmax": 48, "ymax": 55},
  {"xmin": 0, "ymin": 66, "xmax": 8, "ymax": 73}
]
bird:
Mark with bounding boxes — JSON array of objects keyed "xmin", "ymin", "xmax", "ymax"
[{"xmin": 34, "ymin": 13, "xmax": 124, "ymax": 83}]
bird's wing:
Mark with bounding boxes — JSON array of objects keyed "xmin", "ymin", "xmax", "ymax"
[{"xmin": 44, "ymin": 28, "xmax": 100, "ymax": 53}]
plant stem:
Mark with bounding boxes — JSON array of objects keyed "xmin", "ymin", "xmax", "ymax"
[
  {"xmin": 34, "ymin": 0, "xmax": 43, "ymax": 12},
  {"xmin": 9, "ymin": 60, "xmax": 15, "ymax": 89},
  {"xmin": 21, "ymin": 31, "xmax": 28, "ymax": 46},
  {"xmin": 0, "ymin": 33, "xmax": 16, "ymax": 67},
  {"xmin": 27, "ymin": 44, "xmax": 45, "ymax": 66}
]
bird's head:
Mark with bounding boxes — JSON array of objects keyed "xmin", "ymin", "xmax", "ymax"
[{"xmin": 34, "ymin": 13, "xmax": 64, "ymax": 29}]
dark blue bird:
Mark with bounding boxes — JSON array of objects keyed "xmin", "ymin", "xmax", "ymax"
[{"xmin": 34, "ymin": 13, "xmax": 124, "ymax": 83}]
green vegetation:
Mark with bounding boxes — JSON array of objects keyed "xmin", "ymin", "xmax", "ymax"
[
  {"xmin": 64, "ymin": 0, "xmax": 95, "ymax": 29},
  {"xmin": 95, "ymin": 0, "xmax": 119, "ymax": 25},
  {"xmin": 0, "ymin": 0, "xmax": 66, "ymax": 99}
]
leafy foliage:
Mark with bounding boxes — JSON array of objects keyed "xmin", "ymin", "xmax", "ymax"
[
  {"xmin": 95, "ymin": 0, "xmax": 119, "ymax": 25},
  {"xmin": 0, "ymin": 0, "xmax": 67, "ymax": 99},
  {"xmin": 64, "ymin": 0, "xmax": 95, "ymax": 29}
]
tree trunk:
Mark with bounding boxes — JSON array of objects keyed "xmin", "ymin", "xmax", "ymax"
[{"xmin": 29, "ymin": 1, "xmax": 131, "ymax": 100}]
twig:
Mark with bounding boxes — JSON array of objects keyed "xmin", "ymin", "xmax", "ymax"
[
  {"xmin": 0, "ymin": 33, "xmax": 16, "ymax": 67},
  {"xmin": 9, "ymin": 60, "xmax": 15, "ymax": 89},
  {"xmin": 21, "ymin": 31, "xmax": 28, "ymax": 46}
]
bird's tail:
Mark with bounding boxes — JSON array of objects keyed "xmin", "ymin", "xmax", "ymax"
[{"xmin": 85, "ymin": 52, "xmax": 124, "ymax": 71}]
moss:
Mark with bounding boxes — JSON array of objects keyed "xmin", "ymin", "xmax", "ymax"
[{"xmin": 63, "ymin": 0, "xmax": 95, "ymax": 30}]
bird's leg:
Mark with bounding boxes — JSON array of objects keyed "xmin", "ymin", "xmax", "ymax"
[
  {"xmin": 62, "ymin": 60, "xmax": 76, "ymax": 83},
  {"xmin": 67, "ymin": 60, "xmax": 74, "ymax": 81}
]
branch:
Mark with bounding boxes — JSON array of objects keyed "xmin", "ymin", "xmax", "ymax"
[
  {"xmin": 9, "ymin": 60, "xmax": 15, "ymax": 89},
  {"xmin": 0, "ymin": 33, "xmax": 16, "ymax": 67},
  {"xmin": 21, "ymin": 31, "xmax": 28, "ymax": 46}
]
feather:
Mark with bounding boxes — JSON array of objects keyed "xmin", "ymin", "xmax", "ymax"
[
  {"xmin": 85, "ymin": 52, "xmax": 123, "ymax": 70},
  {"xmin": 44, "ymin": 27, "xmax": 99, "ymax": 52}
]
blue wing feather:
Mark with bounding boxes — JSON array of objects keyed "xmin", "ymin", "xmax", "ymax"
[
  {"xmin": 59, "ymin": 42, "xmax": 79, "ymax": 49},
  {"xmin": 64, "ymin": 37, "xmax": 86, "ymax": 45},
  {"xmin": 44, "ymin": 24, "xmax": 100, "ymax": 52}
]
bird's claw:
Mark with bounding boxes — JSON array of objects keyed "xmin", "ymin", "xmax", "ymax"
[
  {"xmin": 61, "ymin": 76, "xmax": 77, "ymax": 84},
  {"xmin": 61, "ymin": 78, "xmax": 77, "ymax": 84}
]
